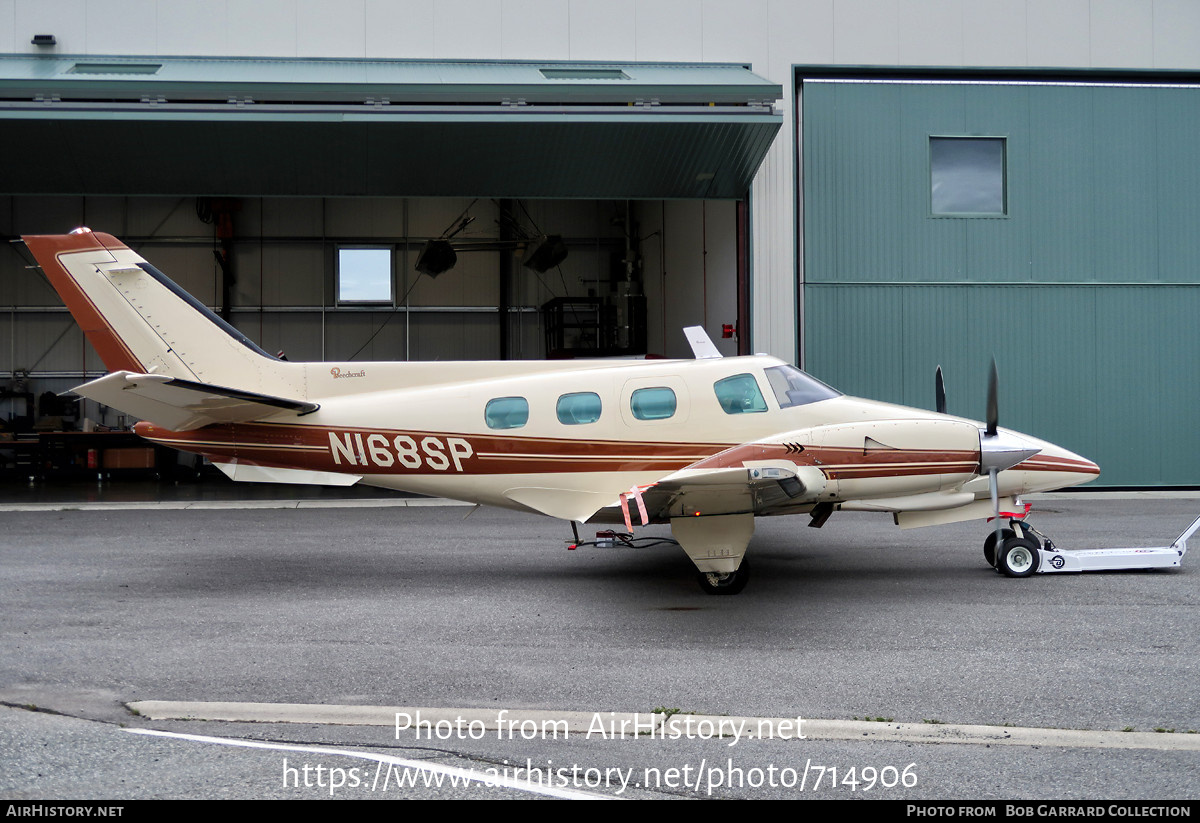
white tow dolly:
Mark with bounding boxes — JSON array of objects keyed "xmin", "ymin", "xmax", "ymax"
[{"xmin": 988, "ymin": 515, "xmax": 1199, "ymax": 577}]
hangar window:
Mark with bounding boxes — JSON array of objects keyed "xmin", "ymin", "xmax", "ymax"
[
  {"xmin": 713, "ymin": 374, "xmax": 768, "ymax": 415},
  {"xmin": 557, "ymin": 392, "xmax": 602, "ymax": 425},
  {"xmin": 337, "ymin": 246, "xmax": 393, "ymax": 304},
  {"xmin": 930, "ymin": 137, "xmax": 1006, "ymax": 216},
  {"xmin": 485, "ymin": 397, "xmax": 529, "ymax": 430},
  {"xmin": 630, "ymin": 387, "xmax": 677, "ymax": 420}
]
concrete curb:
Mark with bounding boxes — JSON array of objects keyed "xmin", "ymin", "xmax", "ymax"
[{"xmin": 127, "ymin": 701, "xmax": 1200, "ymax": 752}]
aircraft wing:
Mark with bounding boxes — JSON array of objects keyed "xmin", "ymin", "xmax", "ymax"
[
  {"xmin": 636, "ymin": 460, "xmax": 827, "ymax": 520},
  {"xmin": 70, "ymin": 370, "xmax": 318, "ymax": 431},
  {"xmin": 574, "ymin": 460, "xmax": 828, "ymax": 527},
  {"xmin": 599, "ymin": 417, "xmax": 995, "ymax": 527}
]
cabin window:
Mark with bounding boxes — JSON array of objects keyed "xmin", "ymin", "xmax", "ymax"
[
  {"xmin": 764, "ymin": 365, "xmax": 841, "ymax": 408},
  {"xmin": 485, "ymin": 396, "xmax": 529, "ymax": 430},
  {"xmin": 556, "ymin": 392, "xmax": 602, "ymax": 425},
  {"xmin": 336, "ymin": 246, "xmax": 393, "ymax": 304},
  {"xmin": 713, "ymin": 374, "xmax": 768, "ymax": 415},
  {"xmin": 630, "ymin": 387, "xmax": 677, "ymax": 420}
]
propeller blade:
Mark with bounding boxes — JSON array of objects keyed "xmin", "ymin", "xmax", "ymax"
[
  {"xmin": 990, "ymin": 467, "xmax": 1001, "ymax": 547},
  {"xmin": 986, "ymin": 359, "xmax": 999, "ymax": 437},
  {"xmin": 935, "ymin": 365, "xmax": 946, "ymax": 414}
]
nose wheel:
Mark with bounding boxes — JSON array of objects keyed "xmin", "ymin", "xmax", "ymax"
[
  {"xmin": 986, "ymin": 520, "xmax": 1045, "ymax": 577},
  {"xmin": 983, "ymin": 528, "xmax": 1015, "ymax": 567}
]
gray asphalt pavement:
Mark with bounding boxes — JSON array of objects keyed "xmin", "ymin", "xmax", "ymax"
[{"xmin": 2, "ymin": 494, "xmax": 1198, "ymax": 799}]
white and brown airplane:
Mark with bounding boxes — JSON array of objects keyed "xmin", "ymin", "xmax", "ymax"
[{"xmin": 21, "ymin": 228, "xmax": 1099, "ymax": 593}]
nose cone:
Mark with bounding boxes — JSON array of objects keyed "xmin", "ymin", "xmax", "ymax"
[{"xmin": 1016, "ymin": 437, "xmax": 1100, "ymax": 492}]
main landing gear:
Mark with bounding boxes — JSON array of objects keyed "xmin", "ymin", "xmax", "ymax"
[
  {"xmin": 984, "ymin": 519, "xmax": 1049, "ymax": 577},
  {"xmin": 672, "ymin": 513, "xmax": 755, "ymax": 596},
  {"xmin": 697, "ymin": 558, "xmax": 750, "ymax": 595}
]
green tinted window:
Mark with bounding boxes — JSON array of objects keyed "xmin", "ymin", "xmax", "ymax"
[
  {"xmin": 713, "ymin": 374, "xmax": 767, "ymax": 415},
  {"xmin": 556, "ymin": 392, "xmax": 602, "ymax": 425},
  {"xmin": 485, "ymin": 396, "xmax": 528, "ymax": 430},
  {"xmin": 630, "ymin": 387, "xmax": 677, "ymax": 420}
]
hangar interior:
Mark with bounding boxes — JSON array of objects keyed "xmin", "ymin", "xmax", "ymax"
[
  {"xmin": 0, "ymin": 55, "xmax": 776, "ymax": 478},
  {"xmin": 1, "ymin": 194, "xmax": 739, "ymax": 372}
]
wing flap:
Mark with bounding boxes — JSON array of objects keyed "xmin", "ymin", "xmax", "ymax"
[{"xmin": 71, "ymin": 370, "xmax": 318, "ymax": 430}]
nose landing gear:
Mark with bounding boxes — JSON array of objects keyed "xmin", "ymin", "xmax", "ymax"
[
  {"xmin": 985, "ymin": 519, "xmax": 1048, "ymax": 577},
  {"xmin": 983, "ymin": 514, "xmax": 1195, "ymax": 576}
]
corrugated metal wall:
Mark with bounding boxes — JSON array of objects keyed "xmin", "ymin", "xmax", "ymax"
[{"xmin": 802, "ymin": 80, "xmax": 1200, "ymax": 487}]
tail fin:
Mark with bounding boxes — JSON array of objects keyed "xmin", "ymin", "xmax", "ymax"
[{"xmin": 22, "ymin": 228, "xmax": 278, "ymax": 389}]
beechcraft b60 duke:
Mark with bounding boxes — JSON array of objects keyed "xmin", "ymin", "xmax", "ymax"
[{"xmin": 22, "ymin": 229, "xmax": 1101, "ymax": 593}]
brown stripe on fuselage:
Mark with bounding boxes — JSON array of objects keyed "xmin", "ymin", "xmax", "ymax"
[
  {"xmin": 1017, "ymin": 456, "xmax": 1101, "ymax": 474},
  {"xmin": 686, "ymin": 442, "xmax": 981, "ymax": 473},
  {"xmin": 248, "ymin": 420, "xmax": 730, "ymax": 452},
  {"xmin": 134, "ymin": 422, "xmax": 980, "ymax": 481},
  {"xmin": 133, "ymin": 420, "xmax": 1099, "ymax": 481},
  {"xmin": 135, "ymin": 421, "xmax": 733, "ymax": 475}
]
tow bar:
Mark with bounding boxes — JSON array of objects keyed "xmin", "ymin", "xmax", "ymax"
[{"xmin": 1034, "ymin": 514, "xmax": 1199, "ymax": 574}]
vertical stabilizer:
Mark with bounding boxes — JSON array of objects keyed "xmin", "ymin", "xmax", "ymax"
[{"xmin": 22, "ymin": 229, "xmax": 284, "ymax": 392}]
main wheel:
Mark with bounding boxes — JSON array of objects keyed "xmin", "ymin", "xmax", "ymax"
[
  {"xmin": 997, "ymin": 536, "xmax": 1040, "ymax": 578},
  {"xmin": 697, "ymin": 559, "xmax": 749, "ymax": 595},
  {"xmin": 983, "ymin": 528, "xmax": 1015, "ymax": 568}
]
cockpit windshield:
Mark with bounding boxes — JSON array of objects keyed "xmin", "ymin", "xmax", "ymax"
[{"xmin": 764, "ymin": 364, "xmax": 841, "ymax": 408}]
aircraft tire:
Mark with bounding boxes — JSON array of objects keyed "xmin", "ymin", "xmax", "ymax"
[
  {"xmin": 983, "ymin": 528, "xmax": 1015, "ymax": 568},
  {"xmin": 697, "ymin": 559, "xmax": 749, "ymax": 595},
  {"xmin": 997, "ymin": 536, "xmax": 1040, "ymax": 578}
]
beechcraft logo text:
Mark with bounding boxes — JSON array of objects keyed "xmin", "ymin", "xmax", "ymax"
[{"xmin": 330, "ymin": 367, "xmax": 366, "ymax": 378}]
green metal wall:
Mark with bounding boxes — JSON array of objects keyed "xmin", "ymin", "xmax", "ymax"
[{"xmin": 802, "ymin": 80, "xmax": 1200, "ymax": 486}]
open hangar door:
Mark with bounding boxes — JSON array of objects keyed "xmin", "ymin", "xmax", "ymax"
[
  {"xmin": 0, "ymin": 57, "xmax": 779, "ymax": 456},
  {"xmin": 3, "ymin": 195, "xmax": 745, "ymax": 422}
]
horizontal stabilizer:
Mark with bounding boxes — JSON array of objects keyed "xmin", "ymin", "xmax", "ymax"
[
  {"xmin": 214, "ymin": 462, "xmax": 361, "ymax": 487},
  {"xmin": 71, "ymin": 371, "xmax": 318, "ymax": 430}
]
